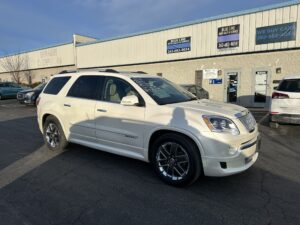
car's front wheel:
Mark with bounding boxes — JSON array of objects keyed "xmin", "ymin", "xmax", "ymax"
[
  {"xmin": 151, "ymin": 133, "xmax": 202, "ymax": 186},
  {"xmin": 43, "ymin": 116, "xmax": 68, "ymax": 151}
]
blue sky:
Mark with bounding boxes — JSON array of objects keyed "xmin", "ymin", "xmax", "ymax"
[{"xmin": 0, "ymin": 0, "xmax": 291, "ymax": 55}]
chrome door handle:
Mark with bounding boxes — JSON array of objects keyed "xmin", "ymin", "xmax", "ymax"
[
  {"xmin": 97, "ymin": 109, "xmax": 107, "ymax": 112},
  {"xmin": 64, "ymin": 104, "xmax": 71, "ymax": 107}
]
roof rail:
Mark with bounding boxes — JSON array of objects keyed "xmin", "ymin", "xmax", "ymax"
[
  {"xmin": 59, "ymin": 70, "xmax": 77, "ymax": 74},
  {"xmin": 135, "ymin": 71, "xmax": 147, "ymax": 74},
  {"xmin": 99, "ymin": 68, "xmax": 119, "ymax": 73}
]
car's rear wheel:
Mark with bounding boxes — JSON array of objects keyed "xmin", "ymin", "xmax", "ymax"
[
  {"xmin": 0, "ymin": 94, "xmax": 2, "ymax": 100},
  {"xmin": 43, "ymin": 116, "xmax": 68, "ymax": 151},
  {"xmin": 151, "ymin": 133, "xmax": 202, "ymax": 186}
]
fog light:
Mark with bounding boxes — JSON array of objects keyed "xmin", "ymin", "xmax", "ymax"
[{"xmin": 220, "ymin": 162, "xmax": 227, "ymax": 169}]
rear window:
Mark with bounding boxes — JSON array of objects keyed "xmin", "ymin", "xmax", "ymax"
[
  {"xmin": 277, "ymin": 79, "xmax": 300, "ymax": 92},
  {"xmin": 44, "ymin": 77, "xmax": 71, "ymax": 95}
]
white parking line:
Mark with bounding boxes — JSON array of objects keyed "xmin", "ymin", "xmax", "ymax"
[
  {"xmin": 258, "ymin": 113, "xmax": 269, "ymax": 124},
  {"xmin": 0, "ymin": 146, "xmax": 63, "ymax": 189}
]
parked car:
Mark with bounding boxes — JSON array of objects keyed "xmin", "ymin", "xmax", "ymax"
[
  {"xmin": 270, "ymin": 75, "xmax": 300, "ymax": 125},
  {"xmin": 181, "ymin": 84, "xmax": 209, "ymax": 99},
  {"xmin": 17, "ymin": 83, "xmax": 47, "ymax": 105},
  {"xmin": 0, "ymin": 82, "xmax": 28, "ymax": 100},
  {"xmin": 37, "ymin": 71, "xmax": 260, "ymax": 186}
]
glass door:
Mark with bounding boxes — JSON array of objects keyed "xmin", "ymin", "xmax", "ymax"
[
  {"xmin": 224, "ymin": 71, "xmax": 240, "ymax": 104},
  {"xmin": 252, "ymin": 70, "xmax": 270, "ymax": 108}
]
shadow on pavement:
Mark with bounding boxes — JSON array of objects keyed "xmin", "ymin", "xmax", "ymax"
[
  {"xmin": 0, "ymin": 138, "xmax": 299, "ymax": 225},
  {"xmin": 0, "ymin": 116, "xmax": 44, "ymax": 170}
]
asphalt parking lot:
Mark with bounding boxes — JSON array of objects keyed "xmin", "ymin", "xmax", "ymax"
[{"xmin": 0, "ymin": 99, "xmax": 299, "ymax": 225}]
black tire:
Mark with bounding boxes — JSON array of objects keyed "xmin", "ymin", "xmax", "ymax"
[
  {"xmin": 0, "ymin": 94, "xmax": 3, "ymax": 100},
  {"xmin": 43, "ymin": 115, "xmax": 68, "ymax": 151},
  {"xmin": 151, "ymin": 133, "xmax": 202, "ymax": 186}
]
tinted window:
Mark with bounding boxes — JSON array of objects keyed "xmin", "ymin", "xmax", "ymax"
[
  {"xmin": 103, "ymin": 77, "xmax": 141, "ymax": 104},
  {"xmin": 278, "ymin": 79, "xmax": 300, "ymax": 92},
  {"xmin": 9, "ymin": 83, "xmax": 20, "ymax": 88},
  {"xmin": 44, "ymin": 76, "xmax": 70, "ymax": 95},
  {"xmin": 132, "ymin": 77, "xmax": 196, "ymax": 105},
  {"xmin": 67, "ymin": 76, "xmax": 104, "ymax": 100},
  {"xmin": 187, "ymin": 86, "xmax": 196, "ymax": 94}
]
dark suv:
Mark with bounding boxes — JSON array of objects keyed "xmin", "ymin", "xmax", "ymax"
[
  {"xmin": 17, "ymin": 83, "xmax": 46, "ymax": 105},
  {"xmin": 181, "ymin": 84, "xmax": 209, "ymax": 99}
]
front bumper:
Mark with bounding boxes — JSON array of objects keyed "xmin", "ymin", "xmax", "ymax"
[{"xmin": 202, "ymin": 134, "xmax": 261, "ymax": 177}]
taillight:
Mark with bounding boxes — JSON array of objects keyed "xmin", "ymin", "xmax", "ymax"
[
  {"xmin": 36, "ymin": 96, "xmax": 41, "ymax": 106},
  {"xmin": 272, "ymin": 92, "xmax": 289, "ymax": 99}
]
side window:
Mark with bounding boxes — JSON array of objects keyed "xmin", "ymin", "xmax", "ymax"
[
  {"xmin": 44, "ymin": 76, "xmax": 71, "ymax": 95},
  {"xmin": 67, "ymin": 76, "xmax": 104, "ymax": 100},
  {"xmin": 103, "ymin": 77, "xmax": 140, "ymax": 104},
  {"xmin": 10, "ymin": 83, "xmax": 19, "ymax": 88}
]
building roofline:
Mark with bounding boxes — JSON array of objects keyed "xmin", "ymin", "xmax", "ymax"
[
  {"xmin": 0, "ymin": 42, "xmax": 73, "ymax": 59},
  {"xmin": 73, "ymin": 33, "xmax": 99, "ymax": 40},
  {"xmin": 77, "ymin": 0, "xmax": 300, "ymax": 47}
]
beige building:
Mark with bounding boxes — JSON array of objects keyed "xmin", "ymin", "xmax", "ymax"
[{"xmin": 1, "ymin": 1, "xmax": 300, "ymax": 108}]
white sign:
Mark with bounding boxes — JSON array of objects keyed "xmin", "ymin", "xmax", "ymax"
[{"xmin": 203, "ymin": 69, "xmax": 218, "ymax": 79}]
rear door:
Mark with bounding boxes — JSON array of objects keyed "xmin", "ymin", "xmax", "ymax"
[
  {"xmin": 63, "ymin": 75, "xmax": 104, "ymax": 143},
  {"xmin": 10, "ymin": 83, "xmax": 23, "ymax": 95},
  {"xmin": 2, "ymin": 83, "xmax": 12, "ymax": 97}
]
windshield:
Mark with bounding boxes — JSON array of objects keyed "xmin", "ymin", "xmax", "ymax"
[
  {"xmin": 277, "ymin": 79, "xmax": 300, "ymax": 92},
  {"xmin": 34, "ymin": 83, "xmax": 46, "ymax": 90},
  {"xmin": 132, "ymin": 77, "xmax": 197, "ymax": 105}
]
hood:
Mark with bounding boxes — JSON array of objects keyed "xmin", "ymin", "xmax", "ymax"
[
  {"xmin": 18, "ymin": 88, "xmax": 34, "ymax": 94},
  {"xmin": 168, "ymin": 99, "xmax": 248, "ymax": 119}
]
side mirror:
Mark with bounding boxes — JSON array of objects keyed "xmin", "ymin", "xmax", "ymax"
[
  {"xmin": 273, "ymin": 86, "xmax": 278, "ymax": 90},
  {"xmin": 121, "ymin": 95, "xmax": 139, "ymax": 106}
]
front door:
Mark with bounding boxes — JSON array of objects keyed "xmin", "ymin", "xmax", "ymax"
[
  {"xmin": 252, "ymin": 69, "xmax": 271, "ymax": 108},
  {"xmin": 224, "ymin": 71, "xmax": 240, "ymax": 104},
  {"xmin": 95, "ymin": 76, "xmax": 146, "ymax": 158}
]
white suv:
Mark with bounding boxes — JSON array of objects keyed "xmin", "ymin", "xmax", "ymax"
[
  {"xmin": 37, "ymin": 70, "xmax": 260, "ymax": 186},
  {"xmin": 270, "ymin": 75, "xmax": 300, "ymax": 125}
]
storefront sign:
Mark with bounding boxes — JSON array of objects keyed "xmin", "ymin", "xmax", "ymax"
[
  {"xmin": 209, "ymin": 79, "xmax": 223, "ymax": 84},
  {"xmin": 203, "ymin": 69, "xmax": 218, "ymax": 79},
  {"xmin": 256, "ymin": 22, "xmax": 297, "ymax": 45},
  {"xmin": 167, "ymin": 37, "xmax": 191, "ymax": 54},
  {"xmin": 217, "ymin": 24, "xmax": 240, "ymax": 49}
]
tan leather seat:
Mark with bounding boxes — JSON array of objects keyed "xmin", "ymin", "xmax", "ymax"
[{"xmin": 108, "ymin": 83, "xmax": 121, "ymax": 103}]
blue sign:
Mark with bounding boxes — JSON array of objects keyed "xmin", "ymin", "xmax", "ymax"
[
  {"xmin": 256, "ymin": 22, "xmax": 297, "ymax": 45},
  {"xmin": 167, "ymin": 37, "xmax": 191, "ymax": 54},
  {"xmin": 218, "ymin": 25, "xmax": 240, "ymax": 49},
  {"xmin": 209, "ymin": 79, "xmax": 222, "ymax": 84}
]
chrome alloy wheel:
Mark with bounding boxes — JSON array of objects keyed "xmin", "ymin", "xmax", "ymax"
[
  {"xmin": 156, "ymin": 142, "xmax": 190, "ymax": 181},
  {"xmin": 45, "ymin": 123, "xmax": 60, "ymax": 148}
]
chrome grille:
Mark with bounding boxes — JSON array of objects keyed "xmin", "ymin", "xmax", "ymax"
[{"xmin": 239, "ymin": 112, "xmax": 256, "ymax": 132}]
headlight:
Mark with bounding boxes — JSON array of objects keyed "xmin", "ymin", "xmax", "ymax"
[
  {"xmin": 25, "ymin": 92, "xmax": 35, "ymax": 98},
  {"xmin": 202, "ymin": 115, "xmax": 240, "ymax": 135}
]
